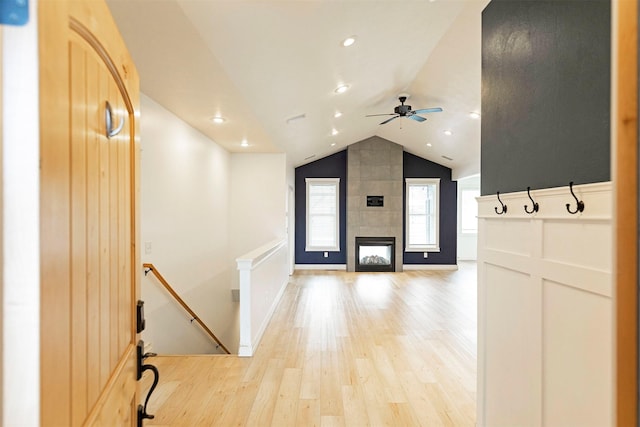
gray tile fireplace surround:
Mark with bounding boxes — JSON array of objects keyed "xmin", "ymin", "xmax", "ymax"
[{"xmin": 346, "ymin": 137, "xmax": 403, "ymax": 272}]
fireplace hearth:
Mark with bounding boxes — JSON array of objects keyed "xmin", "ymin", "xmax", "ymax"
[{"xmin": 355, "ymin": 237, "xmax": 395, "ymax": 272}]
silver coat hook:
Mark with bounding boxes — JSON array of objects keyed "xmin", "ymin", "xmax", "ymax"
[{"xmin": 105, "ymin": 101, "xmax": 124, "ymax": 139}]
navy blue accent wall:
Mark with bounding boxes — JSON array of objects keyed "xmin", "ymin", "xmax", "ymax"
[
  {"xmin": 403, "ymin": 152, "xmax": 457, "ymax": 265},
  {"xmin": 481, "ymin": 0, "xmax": 611, "ymax": 195},
  {"xmin": 295, "ymin": 151, "xmax": 347, "ymax": 264}
]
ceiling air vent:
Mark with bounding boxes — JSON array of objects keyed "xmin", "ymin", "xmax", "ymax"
[
  {"xmin": 441, "ymin": 155, "xmax": 453, "ymax": 161},
  {"xmin": 286, "ymin": 113, "xmax": 306, "ymax": 124}
]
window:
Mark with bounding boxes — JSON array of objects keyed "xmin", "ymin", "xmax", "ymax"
[
  {"xmin": 306, "ymin": 178, "xmax": 340, "ymax": 252},
  {"xmin": 460, "ymin": 189, "xmax": 479, "ymax": 233},
  {"xmin": 405, "ymin": 178, "xmax": 440, "ymax": 252}
]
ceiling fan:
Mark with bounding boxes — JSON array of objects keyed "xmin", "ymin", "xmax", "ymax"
[{"xmin": 366, "ymin": 96, "xmax": 443, "ymax": 125}]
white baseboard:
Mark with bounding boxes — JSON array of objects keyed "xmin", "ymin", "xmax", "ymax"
[
  {"xmin": 294, "ymin": 264, "xmax": 458, "ymax": 271},
  {"xmin": 403, "ymin": 264, "xmax": 458, "ymax": 271},
  {"xmin": 294, "ymin": 264, "xmax": 347, "ymax": 270}
]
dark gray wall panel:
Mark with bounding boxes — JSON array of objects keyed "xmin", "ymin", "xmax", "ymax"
[{"xmin": 481, "ymin": 0, "xmax": 611, "ymax": 195}]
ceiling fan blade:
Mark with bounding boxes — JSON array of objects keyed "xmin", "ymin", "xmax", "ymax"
[
  {"xmin": 412, "ymin": 107, "xmax": 443, "ymax": 114},
  {"xmin": 366, "ymin": 113, "xmax": 396, "ymax": 117},
  {"xmin": 379, "ymin": 116, "xmax": 399, "ymax": 125},
  {"xmin": 408, "ymin": 114, "xmax": 427, "ymax": 122}
]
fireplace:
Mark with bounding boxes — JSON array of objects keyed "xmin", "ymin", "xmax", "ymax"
[{"xmin": 355, "ymin": 237, "xmax": 395, "ymax": 272}]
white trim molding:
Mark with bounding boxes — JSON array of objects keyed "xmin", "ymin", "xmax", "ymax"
[
  {"xmin": 402, "ymin": 264, "xmax": 458, "ymax": 271},
  {"xmin": 405, "ymin": 177, "xmax": 441, "ymax": 252},
  {"xmin": 305, "ymin": 177, "xmax": 340, "ymax": 252},
  {"xmin": 294, "ymin": 264, "xmax": 347, "ymax": 271}
]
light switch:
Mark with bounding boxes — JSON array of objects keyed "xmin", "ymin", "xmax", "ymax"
[{"xmin": 144, "ymin": 241, "xmax": 152, "ymax": 254}]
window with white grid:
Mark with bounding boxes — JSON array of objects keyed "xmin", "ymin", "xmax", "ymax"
[
  {"xmin": 405, "ymin": 178, "xmax": 440, "ymax": 252},
  {"xmin": 305, "ymin": 178, "xmax": 340, "ymax": 252}
]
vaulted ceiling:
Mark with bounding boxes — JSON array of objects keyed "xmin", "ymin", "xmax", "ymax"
[{"xmin": 107, "ymin": 0, "xmax": 489, "ymax": 178}]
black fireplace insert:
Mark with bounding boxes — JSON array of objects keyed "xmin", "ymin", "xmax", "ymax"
[{"xmin": 355, "ymin": 236, "xmax": 395, "ymax": 272}]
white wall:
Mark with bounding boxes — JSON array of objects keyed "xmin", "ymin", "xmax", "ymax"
[
  {"xmin": 2, "ymin": 6, "xmax": 40, "ymax": 425},
  {"xmin": 457, "ymin": 174, "xmax": 480, "ymax": 260},
  {"xmin": 229, "ymin": 153, "xmax": 287, "ymax": 271},
  {"xmin": 140, "ymin": 94, "xmax": 238, "ymax": 354},
  {"xmin": 286, "ymin": 164, "xmax": 295, "ymax": 275}
]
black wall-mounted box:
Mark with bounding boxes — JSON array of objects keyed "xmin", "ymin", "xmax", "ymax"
[{"xmin": 366, "ymin": 196, "xmax": 384, "ymax": 207}]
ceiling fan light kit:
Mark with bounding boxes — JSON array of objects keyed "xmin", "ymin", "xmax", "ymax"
[{"xmin": 366, "ymin": 96, "xmax": 443, "ymax": 125}]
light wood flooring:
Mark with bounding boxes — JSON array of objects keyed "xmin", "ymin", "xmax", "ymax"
[{"xmin": 141, "ymin": 262, "xmax": 477, "ymax": 426}]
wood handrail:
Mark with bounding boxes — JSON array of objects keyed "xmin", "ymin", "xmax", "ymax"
[{"xmin": 142, "ymin": 263, "xmax": 231, "ymax": 354}]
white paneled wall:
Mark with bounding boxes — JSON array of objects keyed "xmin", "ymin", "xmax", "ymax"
[
  {"xmin": 236, "ymin": 239, "xmax": 289, "ymax": 357},
  {"xmin": 477, "ymin": 182, "xmax": 612, "ymax": 427}
]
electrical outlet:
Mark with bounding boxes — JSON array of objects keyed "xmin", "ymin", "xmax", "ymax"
[
  {"xmin": 323, "ymin": 252, "xmax": 329, "ymax": 258},
  {"xmin": 144, "ymin": 241, "xmax": 152, "ymax": 254},
  {"xmin": 423, "ymin": 252, "xmax": 429, "ymax": 258}
]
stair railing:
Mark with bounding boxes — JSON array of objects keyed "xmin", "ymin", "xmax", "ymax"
[{"xmin": 142, "ymin": 263, "xmax": 230, "ymax": 354}]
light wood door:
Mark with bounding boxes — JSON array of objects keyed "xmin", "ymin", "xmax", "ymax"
[
  {"xmin": 39, "ymin": 0, "xmax": 140, "ymax": 425},
  {"xmin": 615, "ymin": 0, "xmax": 639, "ymax": 425}
]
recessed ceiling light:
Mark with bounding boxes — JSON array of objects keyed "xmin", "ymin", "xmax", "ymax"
[
  {"xmin": 335, "ymin": 84, "xmax": 349, "ymax": 94},
  {"xmin": 334, "ymin": 111, "xmax": 343, "ymax": 118},
  {"xmin": 241, "ymin": 139, "xmax": 249, "ymax": 147},
  {"xmin": 342, "ymin": 36, "xmax": 356, "ymax": 47},
  {"xmin": 444, "ymin": 130, "xmax": 453, "ymax": 136},
  {"xmin": 331, "ymin": 129, "xmax": 339, "ymax": 136},
  {"xmin": 331, "ymin": 142, "xmax": 336, "ymax": 147},
  {"xmin": 210, "ymin": 116, "xmax": 226, "ymax": 124},
  {"xmin": 469, "ymin": 112, "xmax": 481, "ymax": 119},
  {"xmin": 426, "ymin": 143, "xmax": 432, "ymax": 147}
]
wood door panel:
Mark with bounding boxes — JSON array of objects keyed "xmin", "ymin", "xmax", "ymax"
[
  {"xmin": 86, "ymin": 47, "xmax": 102, "ymax": 409},
  {"xmin": 70, "ymin": 39, "xmax": 89, "ymax": 426},
  {"xmin": 84, "ymin": 344, "xmax": 137, "ymax": 426},
  {"xmin": 40, "ymin": 0, "xmax": 140, "ymax": 425},
  {"xmin": 70, "ymin": 31, "xmax": 135, "ymax": 423},
  {"xmin": 98, "ymin": 60, "xmax": 112, "ymax": 388}
]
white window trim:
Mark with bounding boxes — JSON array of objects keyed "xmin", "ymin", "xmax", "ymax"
[
  {"xmin": 305, "ymin": 177, "xmax": 340, "ymax": 252},
  {"xmin": 405, "ymin": 178, "xmax": 441, "ymax": 252}
]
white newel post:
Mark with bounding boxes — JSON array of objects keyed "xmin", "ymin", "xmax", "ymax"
[{"xmin": 237, "ymin": 258, "xmax": 253, "ymax": 357}]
